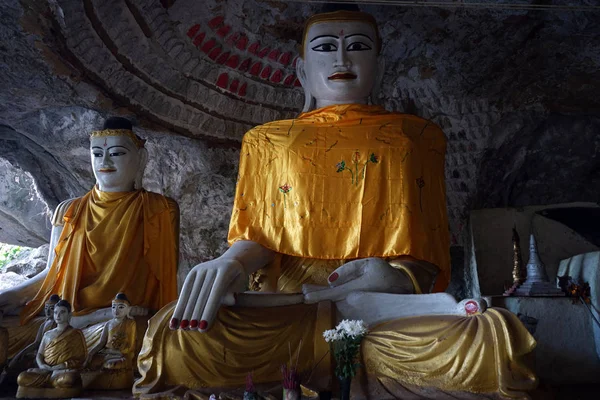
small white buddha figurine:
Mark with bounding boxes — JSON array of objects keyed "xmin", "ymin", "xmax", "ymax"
[
  {"xmin": 83, "ymin": 293, "xmax": 137, "ymax": 389},
  {"xmin": 0, "ymin": 117, "xmax": 179, "ymax": 364},
  {"xmin": 8, "ymin": 295, "xmax": 61, "ymax": 370},
  {"xmin": 134, "ymin": 8, "xmax": 537, "ymax": 400},
  {"xmin": 16, "ymin": 300, "xmax": 87, "ymax": 398},
  {"xmin": 86, "ymin": 293, "xmax": 137, "ymax": 370}
]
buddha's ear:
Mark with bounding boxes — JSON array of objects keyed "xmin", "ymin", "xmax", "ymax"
[
  {"xmin": 296, "ymin": 57, "xmax": 314, "ymax": 113},
  {"xmin": 370, "ymin": 56, "xmax": 385, "ymax": 105},
  {"xmin": 135, "ymin": 147, "xmax": 148, "ymax": 190}
]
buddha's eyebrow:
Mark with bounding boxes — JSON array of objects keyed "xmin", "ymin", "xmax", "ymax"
[
  {"xmin": 345, "ymin": 33, "xmax": 373, "ymax": 42},
  {"xmin": 310, "ymin": 34, "xmax": 338, "ymax": 42},
  {"xmin": 92, "ymin": 146, "xmax": 103, "ymax": 150},
  {"xmin": 107, "ymin": 145, "xmax": 130, "ymax": 151}
]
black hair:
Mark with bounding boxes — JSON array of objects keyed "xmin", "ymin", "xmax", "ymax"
[
  {"xmin": 115, "ymin": 292, "xmax": 130, "ymax": 302},
  {"xmin": 48, "ymin": 294, "xmax": 61, "ymax": 303},
  {"xmin": 103, "ymin": 117, "xmax": 133, "ymax": 131},
  {"xmin": 55, "ymin": 299, "xmax": 72, "ymax": 313}
]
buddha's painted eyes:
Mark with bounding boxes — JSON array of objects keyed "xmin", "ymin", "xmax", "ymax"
[
  {"xmin": 312, "ymin": 43, "xmax": 337, "ymax": 52},
  {"xmin": 346, "ymin": 42, "xmax": 371, "ymax": 52},
  {"xmin": 109, "ymin": 151, "xmax": 126, "ymax": 157},
  {"xmin": 93, "ymin": 152, "xmax": 103, "ymax": 158}
]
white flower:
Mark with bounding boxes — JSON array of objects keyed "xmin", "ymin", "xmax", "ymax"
[{"xmin": 323, "ymin": 320, "xmax": 368, "ymax": 343}]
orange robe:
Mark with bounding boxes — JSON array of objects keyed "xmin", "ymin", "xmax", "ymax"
[
  {"xmin": 21, "ymin": 187, "xmax": 178, "ymax": 323},
  {"xmin": 229, "ymin": 103, "xmax": 450, "ymax": 290}
]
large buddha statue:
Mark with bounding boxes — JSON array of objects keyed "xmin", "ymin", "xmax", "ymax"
[
  {"xmin": 134, "ymin": 10, "xmax": 537, "ymax": 400},
  {"xmin": 0, "ymin": 117, "xmax": 179, "ymax": 363}
]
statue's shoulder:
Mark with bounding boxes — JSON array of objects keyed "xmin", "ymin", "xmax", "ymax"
[
  {"xmin": 164, "ymin": 196, "xmax": 179, "ymax": 214},
  {"xmin": 243, "ymin": 117, "xmax": 301, "ymax": 137},
  {"xmin": 387, "ymin": 112, "xmax": 445, "ymax": 140},
  {"xmin": 144, "ymin": 191, "xmax": 179, "ymax": 213},
  {"xmin": 51, "ymin": 197, "xmax": 83, "ymax": 227}
]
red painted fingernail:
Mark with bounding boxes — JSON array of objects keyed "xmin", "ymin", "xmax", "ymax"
[
  {"xmin": 169, "ymin": 318, "xmax": 179, "ymax": 329},
  {"xmin": 199, "ymin": 320, "xmax": 208, "ymax": 330},
  {"xmin": 190, "ymin": 320, "xmax": 199, "ymax": 329},
  {"xmin": 329, "ymin": 272, "xmax": 339, "ymax": 282},
  {"xmin": 180, "ymin": 319, "xmax": 189, "ymax": 329}
]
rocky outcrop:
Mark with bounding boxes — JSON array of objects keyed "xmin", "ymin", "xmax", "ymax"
[
  {"xmin": 0, "ymin": 159, "xmax": 51, "ymax": 247},
  {"xmin": 3, "ymin": 244, "xmax": 49, "ymax": 278}
]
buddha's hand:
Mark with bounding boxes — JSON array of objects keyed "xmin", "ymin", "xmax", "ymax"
[
  {"xmin": 303, "ymin": 257, "xmax": 413, "ymax": 304},
  {"xmin": 0, "ymin": 289, "xmax": 23, "ymax": 314},
  {"xmin": 50, "ymin": 362, "xmax": 67, "ymax": 371},
  {"xmin": 170, "ymin": 258, "xmax": 246, "ymax": 332},
  {"xmin": 129, "ymin": 306, "xmax": 149, "ymax": 317}
]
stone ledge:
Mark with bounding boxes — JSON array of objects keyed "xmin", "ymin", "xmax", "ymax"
[{"xmin": 491, "ymin": 296, "xmax": 600, "ymax": 384}]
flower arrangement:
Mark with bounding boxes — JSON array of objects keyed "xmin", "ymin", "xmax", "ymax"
[{"xmin": 323, "ymin": 320, "xmax": 368, "ymax": 379}]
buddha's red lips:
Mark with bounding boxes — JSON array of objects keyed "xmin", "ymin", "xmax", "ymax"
[
  {"xmin": 328, "ymin": 72, "xmax": 357, "ymax": 80},
  {"xmin": 99, "ymin": 168, "xmax": 117, "ymax": 173}
]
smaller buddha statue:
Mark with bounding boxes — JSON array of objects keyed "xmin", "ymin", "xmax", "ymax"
[
  {"xmin": 82, "ymin": 293, "xmax": 137, "ymax": 389},
  {"xmin": 16, "ymin": 300, "xmax": 87, "ymax": 399},
  {"xmin": 0, "ymin": 116, "xmax": 178, "ymax": 370},
  {"xmin": 8, "ymin": 295, "xmax": 61, "ymax": 371}
]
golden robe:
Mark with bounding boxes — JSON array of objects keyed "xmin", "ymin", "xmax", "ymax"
[
  {"xmin": 41, "ymin": 326, "xmax": 87, "ymax": 369},
  {"xmin": 229, "ymin": 104, "xmax": 450, "ymax": 291},
  {"xmin": 134, "ymin": 105, "xmax": 536, "ymax": 398},
  {"xmin": 90, "ymin": 318, "xmax": 137, "ymax": 370},
  {"xmin": 21, "ymin": 187, "xmax": 179, "ymax": 323},
  {"xmin": 17, "ymin": 326, "xmax": 87, "ymax": 388}
]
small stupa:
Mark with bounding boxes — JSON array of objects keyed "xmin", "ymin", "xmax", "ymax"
[{"xmin": 513, "ymin": 233, "xmax": 564, "ymax": 296}]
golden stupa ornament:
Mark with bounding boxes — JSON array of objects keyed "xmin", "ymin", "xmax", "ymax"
[
  {"xmin": 504, "ymin": 226, "xmax": 526, "ymax": 296},
  {"xmin": 511, "ymin": 226, "xmax": 525, "ymax": 284}
]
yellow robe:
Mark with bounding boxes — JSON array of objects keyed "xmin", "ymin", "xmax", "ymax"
[
  {"xmin": 21, "ymin": 187, "xmax": 179, "ymax": 323},
  {"xmin": 134, "ymin": 105, "xmax": 536, "ymax": 398},
  {"xmin": 229, "ymin": 103, "xmax": 450, "ymax": 291},
  {"xmin": 17, "ymin": 326, "xmax": 87, "ymax": 388},
  {"xmin": 41, "ymin": 326, "xmax": 87, "ymax": 369}
]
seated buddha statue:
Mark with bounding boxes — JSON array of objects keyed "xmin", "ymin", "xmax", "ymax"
[
  {"xmin": 16, "ymin": 300, "xmax": 87, "ymax": 398},
  {"xmin": 0, "ymin": 117, "xmax": 179, "ymax": 366},
  {"xmin": 83, "ymin": 293, "xmax": 137, "ymax": 389},
  {"xmin": 7, "ymin": 294, "xmax": 60, "ymax": 371},
  {"xmin": 134, "ymin": 9, "xmax": 537, "ymax": 400}
]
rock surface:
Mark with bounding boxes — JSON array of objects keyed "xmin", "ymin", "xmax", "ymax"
[
  {"xmin": 0, "ymin": 0, "xmax": 599, "ymax": 294},
  {"xmin": 3, "ymin": 243, "xmax": 49, "ymax": 278}
]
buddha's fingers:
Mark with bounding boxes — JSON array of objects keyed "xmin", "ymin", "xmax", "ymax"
[
  {"xmin": 199, "ymin": 272, "xmax": 230, "ymax": 333},
  {"xmin": 181, "ymin": 271, "xmax": 206, "ymax": 329},
  {"xmin": 304, "ymin": 278, "xmax": 365, "ymax": 304},
  {"xmin": 302, "ymin": 284, "xmax": 328, "ymax": 295},
  {"xmin": 327, "ymin": 259, "xmax": 368, "ymax": 287},
  {"xmin": 189, "ymin": 270, "xmax": 218, "ymax": 331},
  {"xmin": 170, "ymin": 270, "xmax": 197, "ymax": 329}
]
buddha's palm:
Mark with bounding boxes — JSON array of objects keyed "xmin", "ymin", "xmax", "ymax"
[
  {"xmin": 303, "ymin": 257, "xmax": 413, "ymax": 303},
  {"xmin": 171, "ymin": 258, "xmax": 246, "ymax": 331}
]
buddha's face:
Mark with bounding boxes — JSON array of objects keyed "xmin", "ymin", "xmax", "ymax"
[
  {"xmin": 301, "ymin": 20, "xmax": 378, "ymax": 105},
  {"xmin": 111, "ymin": 301, "xmax": 130, "ymax": 319},
  {"xmin": 90, "ymin": 135, "xmax": 142, "ymax": 192},
  {"xmin": 53, "ymin": 305, "xmax": 70, "ymax": 325},
  {"xmin": 44, "ymin": 302, "xmax": 57, "ymax": 319}
]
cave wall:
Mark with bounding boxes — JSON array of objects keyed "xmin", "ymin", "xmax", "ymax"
[{"xmin": 0, "ymin": 0, "xmax": 598, "ymax": 291}]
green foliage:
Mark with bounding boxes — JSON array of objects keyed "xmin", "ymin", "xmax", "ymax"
[
  {"xmin": 331, "ymin": 334, "xmax": 363, "ymax": 379},
  {"xmin": 0, "ymin": 243, "xmax": 25, "ymax": 269}
]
